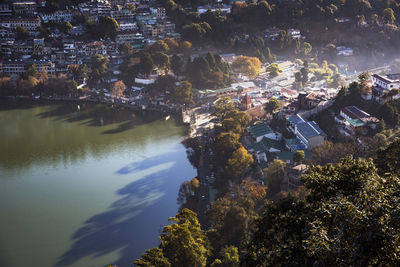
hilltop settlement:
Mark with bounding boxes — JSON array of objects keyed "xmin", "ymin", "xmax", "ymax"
[{"xmin": 2, "ymin": 0, "xmax": 400, "ymax": 266}]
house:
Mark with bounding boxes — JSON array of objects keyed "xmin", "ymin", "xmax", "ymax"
[
  {"xmin": 372, "ymin": 73, "xmax": 400, "ymax": 91},
  {"xmin": 12, "ymin": 2, "xmax": 37, "ymax": 15},
  {"xmin": 339, "ymin": 105, "xmax": 379, "ymax": 135},
  {"xmin": 281, "ymin": 164, "xmax": 309, "ymax": 191},
  {"xmin": 248, "ymin": 137, "xmax": 284, "ymax": 163},
  {"xmin": 336, "ymin": 46, "xmax": 353, "ymax": 56},
  {"xmin": 335, "ymin": 17, "xmax": 351, "ymax": 23},
  {"xmin": 287, "ymin": 28, "xmax": 301, "ymax": 39},
  {"xmin": 287, "ymin": 114, "xmax": 326, "ymax": 149},
  {"xmin": 248, "ymin": 122, "xmax": 281, "ymax": 142},
  {"xmin": 298, "ymin": 92, "xmax": 319, "ymax": 110}
]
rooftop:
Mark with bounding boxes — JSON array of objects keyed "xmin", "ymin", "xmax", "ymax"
[{"xmin": 248, "ymin": 122, "xmax": 273, "ymax": 138}]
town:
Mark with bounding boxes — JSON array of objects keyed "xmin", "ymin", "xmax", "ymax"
[{"xmin": 1, "ymin": 0, "xmax": 400, "ymax": 266}]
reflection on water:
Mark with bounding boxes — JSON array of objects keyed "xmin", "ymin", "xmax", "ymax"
[
  {"xmin": 0, "ymin": 100, "xmax": 182, "ymax": 170},
  {"xmin": 0, "ymin": 100, "xmax": 196, "ymax": 267}
]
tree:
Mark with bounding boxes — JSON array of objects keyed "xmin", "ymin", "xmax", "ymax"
[
  {"xmin": 264, "ymin": 97, "xmax": 281, "ymax": 115},
  {"xmin": 180, "ymin": 41, "xmax": 192, "ymax": 55},
  {"xmin": 134, "ymin": 248, "xmax": 171, "ymax": 267},
  {"xmin": 15, "ymin": 26, "xmax": 28, "ymax": 40},
  {"xmin": 232, "ymin": 56, "xmax": 262, "ymax": 78},
  {"xmin": 292, "ymin": 150, "xmax": 305, "ymax": 164},
  {"xmin": 98, "ymin": 16, "xmax": 119, "ymax": 39},
  {"xmin": 120, "ymin": 42, "xmax": 133, "ymax": 56},
  {"xmin": 90, "ymin": 54, "xmax": 109, "ymax": 83},
  {"xmin": 213, "ymin": 132, "xmax": 241, "ymax": 166},
  {"xmin": 147, "ymin": 40, "xmax": 169, "ymax": 54},
  {"xmin": 263, "ymin": 159, "xmax": 285, "ymax": 196},
  {"xmin": 171, "ymin": 80, "xmax": 194, "ymax": 105},
  {"xmin": 160, "ymin": 208, "xmax": 210, "ymax": 267},
  {"xmin": 149, "ymin": 75, "xmax": 176, "ymax": 96},
  {"xmin": 301, "ymin": 42, "xmax": 312, "ymax": 56},
  {"xmin": 266, "ymin": 63, "xmax": 282, "ymax": 77},
  {"xmin": 139, "ymin": 52, "xmax": 154, "ymax": 76},
  {"xmin": 382, "ymin": 8, "xmax": 395, "ymax": 24},
  {"xmin": 378, "ymin": 102, "xmax": 399, "ymax": 127},
  {"xmin": 213, "ymin": 97, "xmax": 235, "ymax": 121},
  {"xmin": 25, "ymin": 63, "xmax": 38, "ymax": 78},
  {"xmin": 245, "ymin": 156, "xmax": 400, "ymax": 266},
  {"xmin": 110, "ymin": 80, "xmax": 126, "ymax": 98},
  {"xmin": 60, "ymin": 20, "xmax": 72, "ymax": 34},
  {"xmin": 171, "ymin": 54, "xmax": 185, "ymax": 78},
  {"xmin": 225, "ymin": 146, "xmax": 254, "ymax": 179},
  {"xmin": 153, "ymin": 52, "xmax": 170, "ymax": 74},
  {"xmin": 165, "ymin": 38, "xmax": 179, "ymax": 54},
  {"xmin": 375, "ymin": 139, "xmax": 400, "ymax": 176}
]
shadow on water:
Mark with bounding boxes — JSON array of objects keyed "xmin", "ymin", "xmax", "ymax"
[
  {"xmin": 55, "ymin": 147, "xmax": 192, "ymax": 267},
  {"xmin": 0, "ymin": 99, "xmax": 166, "ymax": 135},
  {"xmin": 35, "ymin": 102, "xmax": 165, "ymax": 134}
]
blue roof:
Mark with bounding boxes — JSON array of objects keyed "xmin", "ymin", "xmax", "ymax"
[
  {"xmin": 287, "ymin": 114, "xmax": 306, "ymax": 125},
  {"xmin": 296, "ymin": 121, "xmax": 326, "ymax": 139}
]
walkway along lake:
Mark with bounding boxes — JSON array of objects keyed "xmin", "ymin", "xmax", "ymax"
[{"xmin": 0, "ymin": 99, "xmax": 196, "ymax": 267}]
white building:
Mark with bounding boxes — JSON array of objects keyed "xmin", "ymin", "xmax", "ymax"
[
  {"xmin": 372, "ymin": 74, "xmax": 400, "ymax": 91},
  {"xmin": 40, "ymin": 11, "xmax": 73, "ymax": 23}
]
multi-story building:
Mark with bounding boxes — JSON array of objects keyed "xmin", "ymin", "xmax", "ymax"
[
  {"xmin": 118, "ymin": 22, "xmax": 138, "ymax": 31},
  {"xmin": 77, "ymin": 41, "xmax": 107, "ymax": 58},
  {"xmin": 40, "ymin": 11, "xmax": 73, "ymax": 23},
  {"xmin": 0, "ymin": 17, "xmax": 41, "ymax": 32},
  {"xmin": 0, "ymin": 4, "xmax": 12, "ymax": 17},
  {"xmin": 2, "ymin": 59, "xmax": 55, "ymax": 76},
  {"xmin": 12, "ymin": 2, "xmax": 37, "ymax": 15},
  {"xmin": 150, "ymin": 7, "xmax": 166, "ymax": 18},
  {"xmin": 287, "ymin": 114, "xmax": 326, "ymax": 149},
  {"xmin": 116, "ymin": 30, "xmax": 143, "ymax": 44},
  {"xmin": 372, "ymin": 74, "xmax": 400, "ymax": 91},
  {"xmin": 110, "ymin": 8, "xmax": 135, "ymax": 22}
]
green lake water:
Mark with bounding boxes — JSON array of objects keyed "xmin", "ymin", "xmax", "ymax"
[{"xmin": 0, "ymin": 100, "xmax": 196, "ymax": 267}]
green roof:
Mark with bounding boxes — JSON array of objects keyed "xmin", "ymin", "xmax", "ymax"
[
  {"xmin": 262, "ymin": 137, "xmax": 284, "ymax": 151},
  {"xmin": 248, "ymin": 122, "xmax": 273, "ymax": 138},
  {"xmin": 348, "ymin": 119, "xmax": 365, "ymax": 127}
]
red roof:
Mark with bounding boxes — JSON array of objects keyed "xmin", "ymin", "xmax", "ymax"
[{"xmin": 242, "ymin": 93, "xmax": 252, "ymax": 106}]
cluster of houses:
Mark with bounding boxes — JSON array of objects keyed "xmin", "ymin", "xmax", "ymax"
[{"xmin": 0, "ymin": 0, "xmax": 179, "ymax": 82}]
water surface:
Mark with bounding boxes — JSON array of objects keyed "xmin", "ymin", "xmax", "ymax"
[{"xmin": 0, "ymin": 100, "xmax": 195, "ymax": 267}]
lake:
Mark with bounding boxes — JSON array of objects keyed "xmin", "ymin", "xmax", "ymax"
[{"xmin": 0, "ymin": 100, "xmax": 196, "ymax": 267}]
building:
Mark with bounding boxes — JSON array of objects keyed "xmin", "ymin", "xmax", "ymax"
[
  {"xmin": 287, "ymin": 114, "xmax": 326, "ymax": 149},
  {"xmin": 337, "ymin": 46, "xmax": 353, "ymax": 56},
  {"xmin": 298, "ymin": 92, "xmax": 320, "ymax": 110},
  {"xmin": 0, "ymin": 17, "xmax": 41, "ymax": 32},
  {"xmin": 116, "ymin": 30, "xmax": 143, "ymax": 44},
  {"xmin": 287, "ymin": 28, "xmax": 301, "ymax": 39},
  {"xmin": 40, "ymin": 11, "xmax": 73, "ymax": 23},
  {"xmin": 0, "ymin": 4, "xmax": 12, "ymax": 17},
  {"xmin": 12, "ymin": 2, "xmax": 37, "ymax": 15},
  {"xmin": 339, "ymin": 105, "xmax": 379, "ymax": 135},
  {"xmin": 281, "ymin": 164, "xmax": 309, "ymax": 191},
  {"xmin": 77, "ymin": 41, "xmax": 107, "ymax": 58},
  {"xmin": 241, "ymin": 93, "xmax": 252, "ymax": 110},
  {"xmin": 2, "ymin": 59, "xmax": 55, "ymax": 76},
  {"xmin": 372, "ymin": 74, "xmax": 400, "ymax": 91},
  {"xmin": 248, "ymin": 122, "xmax": 281, "ymax": 143},
  {"xmin": 150, "ymin": 7, "xmax": 166, "ymax": 18}
]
